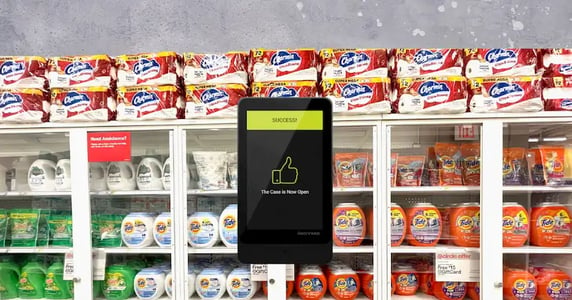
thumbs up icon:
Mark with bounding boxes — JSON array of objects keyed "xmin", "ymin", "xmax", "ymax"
[{"xmin": 272, "ymin": 156, "xmax": 299, "ymax": 184}]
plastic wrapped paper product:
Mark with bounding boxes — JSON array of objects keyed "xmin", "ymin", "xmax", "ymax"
[
  {"xmin": 542, "ymin": 76, "xmax": 572, "ymax": 111},
  {"xmin": 0, "ymin": 88, "xmax": 49, "ymax": 123},
  {"xmin": 48, "ymin": 55, "xmax": 114, "ymax": 88},
  {"xmin": 116, "ymin": 85, "xmax": 184, "ymax": 120},
  {"xmin": 183, "ymin": 52, "xmax": 248, "ymax": 85},
  {"xmin": 321, "ymin": 77, "xmax": 391, "ymax": 114},
  {"xmin": 389, "ymin": 48, "xmax": 463, "ymax": 78},
  {"xmin": 185, "ymin": 83, "xmax": 247, "ymax": 118},
  {"xmin": 464, "ymin": 48, "xmax": 538, "ymax": 78},
  {"xmin": 392, "ymin": 76, "xmax": 467, "ymax": 114},
  {"xmin": 49, "ymin": 86, "xmax": 116, "ymax": 122},
  {"xmin": 115, "ymin": 51, "xmax": 180, "ymax": 87},
  {"xmin": 251, "ymin": 81, "xmax": 317, "ymax": 98},
  {"xmin": 0, "ymin": 56, "xmax": 47, "ymax": 88},
  {"xmin": 320, "ymin": 48, "xmax": 388, "ymax": 79},
  {"xmin": 249, "ymin": 48, "xmax": 319, "ymax": 82},
  {"xmin": 541, "ymin": 48, "xmax": 572, "ymax": 77},
  {"xmin": 468, "ymin": 76, "xmax": 543, "ymax": 113}
]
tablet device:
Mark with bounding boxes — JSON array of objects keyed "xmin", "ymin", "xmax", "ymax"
[{"xmin": 238, "ymin": 97, "xmax": 332, "ymax": 264}]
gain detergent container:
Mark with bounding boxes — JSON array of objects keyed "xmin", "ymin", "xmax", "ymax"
[
  {"xmin": 134, "ymin": 268, "xmax": 166, "ymax": 300},
  {"xmin": 196, "ymin": 267, "xmax": 227, "ymax": 300},
  {"xmin": 188, "ymin": 212, "xmax": 220, "ymax": 248},
  {"xmin": 45, "ymin": 260, "xmax": 73, "ymax": 299},
  {"xmin": 18, "ymin": 260, "xmax": 47, "ymax": 299},
  {"xmin": 121, "ymin": 213, "xmax": 155, "ymax": 248},
  {"xmin": 153, "ymin": 212, "xmax": 172, "ymax": 248},
  {"xmin": 0, "ymin": 258, "xmax": 20, "ymax": 299},
  {"xmin": 103, "ymin": 264, "xmax": 136, "ymax": 300},
  {"xmin": 226, "ymin": 267, "xmax": 258, "ymax": 300},
  {"xmin": 219, "ymin": 204, "xmax": 238, "ymax": 248}
]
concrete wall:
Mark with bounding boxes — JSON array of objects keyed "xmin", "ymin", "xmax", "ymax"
[{"xmin": 0, "ymin": 0, "xmax": 569, "ymax": 56}]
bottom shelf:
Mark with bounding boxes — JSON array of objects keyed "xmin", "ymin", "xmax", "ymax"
[{"xmin": 392, "ymin": 294, "xmax": 437, "ymax": 299}]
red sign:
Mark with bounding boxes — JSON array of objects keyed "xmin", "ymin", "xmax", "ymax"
[
  {"xmin": 87, "ymin": 132, "xmax": 131, "ymax": 162},
  {"xmin": 454, "ymin": 125, "xmax": 479, "ymax": 141}
]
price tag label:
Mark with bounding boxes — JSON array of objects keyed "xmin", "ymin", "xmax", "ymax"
[
  {"xmin": 63, "ymin": 251, "xmax": 74, "ymax": 280},
  {"xmin": 250, "ymin": 264, "xmax": 295, "ymax": 281},
  {"xmin": 435, "ymin": 249, "xmax": 480, "ymax": 282}
]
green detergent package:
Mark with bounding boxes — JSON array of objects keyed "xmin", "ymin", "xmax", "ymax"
[
  {"xmin": 0, "ymin": 209, "xmax": 9, "ymax": 247},
  {"xmin": 92, "ymin": 215, "xmax": 124, "ymax": 248},
  {"xmin": 48, "ymin": 214, "xmax": 72, "ymax": 247},
  {"xmin": 36, "ymin": 210, "xmax": 50, "ymax": 247},
  {"xmin": 18, "ymin": 260, "xmax": 47, "ymax": 299},
  {"xmin": 9, "ymin": 209, "xmax": 40, "ymax": 247}
]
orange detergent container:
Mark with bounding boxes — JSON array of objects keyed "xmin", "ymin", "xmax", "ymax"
[
  {"xmin": 466, "ymin": 282, "xmax": 480, "ymax": 300},
  {"xmin": 365, "ymin": 206, "xmax": 374, "ymax": 240},
  {"xmin": 432, "ymin": 281, "xmax": 467, "ymax": 299},
  {"xmin": 533, "ymin": 267, "xmax": 572, "ymax": 300},
  {"xmin": 503, "ymin": 268, "xmax": 538, "ymax": 300},
  {"xmin": 449, "ymin": 202, "xmax": 480, "ymax": 247},
  {"xmin": 530, "ymin": 202, "xmax": 571, "ymax": 247},
  {"xmin": 418, "ymin": 267, "xmax": 434, "ymax": 295},
  {"xmin": 357, "ymin": 265, "xmax": 374, "ymax": 299},
  {"xmin": 391, "ymin": 273, "xmax": 396, "ymax": 294},
  {"xmin": 438, "ymin": 204, "xmax": 452, "ymax": 245},
  {"xmin": 296, "ymin": 265, "xmax": 328, "ymax": 300},
  {"xmin": 406, "ymin": 202, "xmax": 442, "ymax": 246},
  {"xmin": 262, "ymin": 281, "xmax": 294, "ymax": 298},
  {"xmin": 392, "ymin": 264, "xmax": 419, "ymax": 296},
  {"xmin": 333, "ymin": 203, "xmax": 366, "ymax": 247},
  {"xmin": 327, "ymin": 265, "xmax": 361, "ymax": 300},
  {"xmin": 503, "ymin": 202, "xmax": 530, "ymax": 247},
  {"xmin": 391, "ymin": 203, "xmax": 406, "ymax": 246}
]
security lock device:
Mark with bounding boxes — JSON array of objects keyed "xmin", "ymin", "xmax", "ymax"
[{"xmin": 238, "ymin": 97, "xmax": 333, "ymax": 264}]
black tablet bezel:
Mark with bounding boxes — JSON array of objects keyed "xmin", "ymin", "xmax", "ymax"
[{"xmin": 237, "ymin": 97, "xmax": 332, "ymax": 255}]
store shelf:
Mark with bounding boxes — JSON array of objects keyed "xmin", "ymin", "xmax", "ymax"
[
  {"xmin": 0, "ymin": 191, "xmax": 71, "ymax": 197},
  {"xmin": 503, "ymin": 246, "xmax": 572, "ymax": 254},
  {"xmin": 391, "ymin": 245, "xmax": 480, "ymax": 254},
  {"xmin": 91, "ymin": 190, "xmax": 170, "ymax": 196},
  {"xmin": 291, "ymin": 295, "xmax": 370, "ymax": 300},
  {"xmin": 392, "ymin": 294, "xmax": 437, "ymax": 299},
  {"xmin": 188, "ymin": 187, "xmax": 374, "ymax": 197},
  {"xmin": 391, "ymin": 186, "xmax": 480, "ymax": 195},
  {"xmin": 334, "ymin": 245, "xmax": 375, "ymax": 253},
  {"xmin": 97, "ymin": 297, "xmax": 170, "ymax": 300},
  {"xmin": 188, "ymin": 246, "xmax": 237, "ymax": 254},
  {"xmin": 0, "ymin": 247, "xmax": 70, "ymax": 254},
  {"xmin": 503, "ymin": 185, "xmax": 572, "ymax": 193},
  {"xmin": 99, "ymin": 247, "xmax": 172, "ymax": 254}
]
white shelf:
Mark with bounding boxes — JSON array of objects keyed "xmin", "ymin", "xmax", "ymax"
[
  {"xmin": 503, "ymin": 185, "xmax": 572, "ymax": 193},
  {"xmin": 290, "ymin": 295, "xmax": 370, "ymax": 300},
  {"xmin": 91, "ymin": 190, "xmax": 170, "ymax": 196},
  {"xmin": 0, "ymin": 191, "xmax": 71, "ymax": 197},
  {"xmin": 0, "ymin": 247, "xmax": 70, "ymax": 254},
  {"xmin": 188, "ymin": 187, "xmax": 374, "ymax": 196},
  {"xmin": 392, "ymin": 294, "xmax": 437, "ymax": 299},
  {"xmin": 334, "ymin": 245, "xmax": 375, "ymax": 253},
  {"xmin": 97, "ymin": 297, "xmax": 170, "ymax": 300},
  {"xmin": 188, "ymin": 246, "xmax": 237, "ymax": 254},
  {"xmin": 391, "ymin": 186, "xmax": 480, "ymax": 194},
  {"xmin": 99, "ymin": 247, "xmax": 172, "ymax": 254},
  {"xmin": 391, "ymin": 245, "xmax": 480, "ymax": 254},
  {"xmin": 503, "ymin": 246, "xmax": 572, "ymax": 254}
]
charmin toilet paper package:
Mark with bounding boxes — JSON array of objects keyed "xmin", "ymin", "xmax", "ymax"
[
  {"xmin": 49, "ymin": 86, "xmax": 116, "ymax": 122},
  {"xmin": 468, "ymin": 76, "xmax": 543, "ymax": 113},
  {"xmin": 392, "ymin": 76, "xmax": 468, "ymax": 114},
  {"xmin": 464, "ymin": 48, "xmax": 538, "ymax": 78},
  {"xmin": 249, "ymin": 48, "xmax": 319, "ymax": 82},
  {"xmin": 541, "ymin": 49, "xmax": 572, "ymax": 77},
  {"xmin": 0, "ymin": 56, "xmax": 47, "ymax": 88},
  {"xmin": 320, "ymin": 48, "xmax": 388, "ymax": 79},
  {"xmin": 321, "ymin": 77, "xmax": 391, "ymax": 114},
  {"xmin": 115, "ymin": 51, "xmax": 181, "ymax": 87},
  {"xmin": 116, "ymin": 85, "xmax": 184, "ymax": 120},
  {"xmin": 48, "ymin": 55, "xmax": 115, "ymax": 88},
  {"xmin": 389, "ymin": 48, "xmax": 463, "ymax": 78},
  {"xmin": 251, "ymin": 81, "xmax": 317, "ymax": 98},
  {"xmin": 183, "ymin": 52, "xmax": 249, "ymax": 85},
  {"xmin": 542, "ymin": 76, "xmax": 572, "ymax": 111},
  {"xmin": 185, "ymin": 83, "xmax": 248, "ymax": 118},
  {"xmin": 0, "ymin": 88, "xmax": 49, "ymax": 123}
]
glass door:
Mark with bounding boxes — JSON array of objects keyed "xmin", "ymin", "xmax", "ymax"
[
  {"xmin": 387, "ymin": 122, "xmax": 483, "ymax": 300},
  {"xmin": 0, "ymin": 129, "xmax": 72, "ymax": 299},
  {"xmin": 88, "ymin": 128, "xmax": 174, "ymax": 300},
  {"xmin": 503, "ymin": 121, "xmax": 572, "ymax": 300}
]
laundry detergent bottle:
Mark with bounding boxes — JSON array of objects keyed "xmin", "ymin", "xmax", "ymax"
[
  {"xmin": 45, "ymin": 259, "xmax": 73, "ymax": 299},
  {"xmin": 103, "ymin": 264, "xmax": 136, "ymax": 300},
  {"xmin": 0, "ymin": 257, "xmax": 20, "ymax": 299},
  {"xmin": 18, "ymin": 259, "xmax": 47, "ymax": 299}
]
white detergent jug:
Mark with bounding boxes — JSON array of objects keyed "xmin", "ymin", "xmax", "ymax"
[
  {"xmin": 107, "ymin": 161, "xmax": 136, "ymax": 191},
  {"xmin": 89, "ymin": 162, "xmax": 108, "ymax": 192},
  {"xmin": 137, "ymin": 157, "xmax": 163, "ymax": 191},
  {"xmin": 161, "ymin": 157, "xmax": 191, "ymax": 190},
  {"xmin": 10, "ymin": 157, "xmax": 31, "ymax": 192},
  {"xmin": 28, "ymin": 159, "xmax": 57, "ymax": 192},
  {"xmin": 55, "ymin": 159, "xmax": 71, "ymax": 191}
]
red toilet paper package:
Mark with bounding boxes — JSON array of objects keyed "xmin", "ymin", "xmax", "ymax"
[
  {"xmin": 48, "ymin": 55, "xmax": 114, "ymax": 88},
  {"xmin": 322, "ymin": 77, "xmax": 391, "ymax": 114},
  {"xmin": 249, "ymin": 48, "xmax": 319, "ymax": 82},
  {"xmin": 116, "ymin": 52, "xmax": 180, "ymax": 87},
  {"xmin": 116, "ymin": 85, "xmax": 184, "ymax": 120},
  {"xmin": 541, "ymin": 49, "xmax": 572, "ymax": 77},
  {"xmin": 320, "ymin": 48, "xmax": 388, "ymax": 79},
  {"xmin": 185, "ymin": 83, "xmax": 248, "ymax": 118},
  {"xmin": 251, "ymin": 81, "xmax": 317, "ymax": 98},
  {"xmin": 392, "ymin": 76, "xmax": 468, "ymax": 114},
  {"xmin": 389, "ymin": 48, "xmax": 463, "ymax": 78},
  {"xmin": 49, "ymin": 86, "xmax": 116, "ymax": 122},
  {"xmin": 0, "ymin": 88, "xmax": 49, "ymax": 123},
  {"xmin": 542, "ymin": 76, "xmax": 572, "ymax": 111},
  {"xmin": 0, "ymin": 56, "xmax": 47, "ymax": 88},
  {"xmin": 468, "ymin": 76, "xmax": 543, "ymax": 113},
  {"xmin": 183, "ymin": 52, "xmax": 248, "ymax": 85},
  {"xmin": 464, "ymin": 48, "xmax": 538, "ymax": 78}
]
